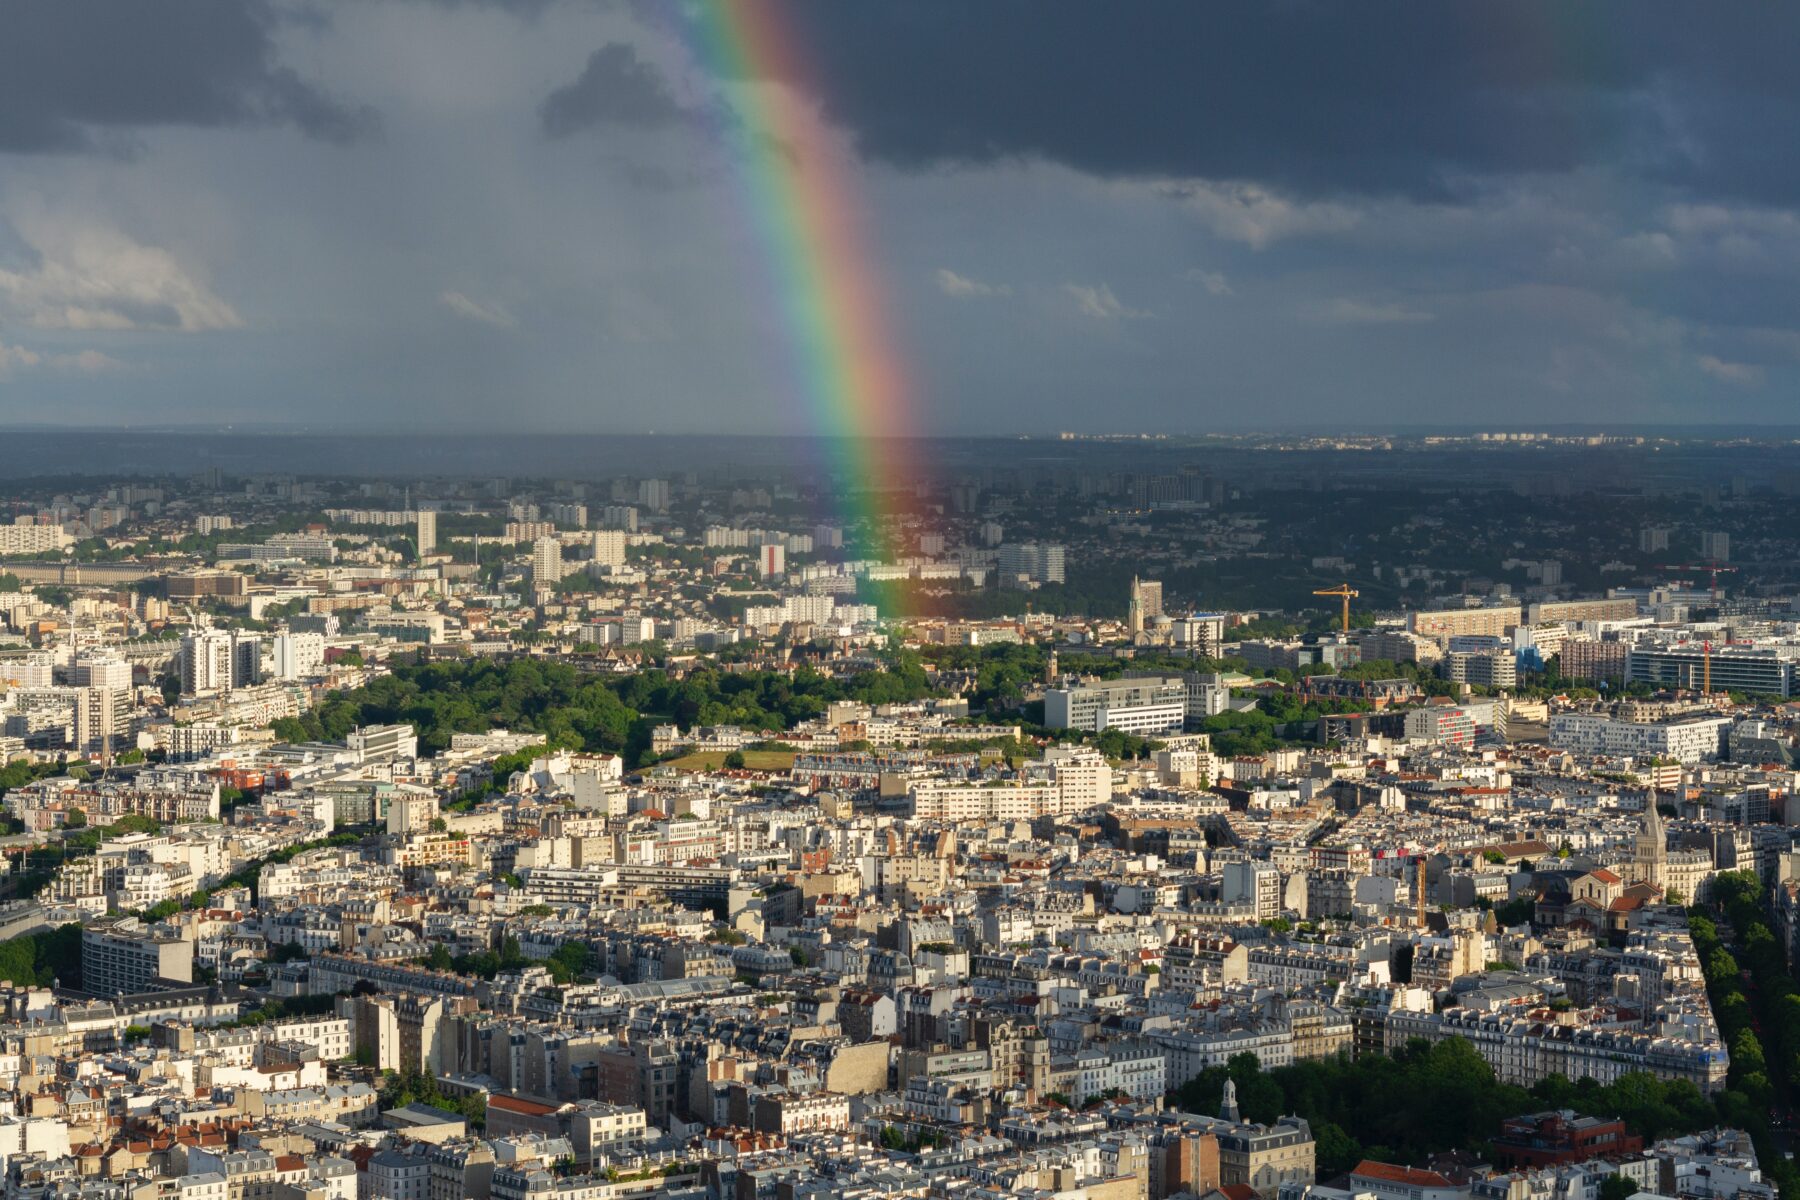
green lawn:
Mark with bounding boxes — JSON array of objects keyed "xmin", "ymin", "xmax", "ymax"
[{"xmin": 659, "ymin": 749, "xmax": 796, "ymax": 772}]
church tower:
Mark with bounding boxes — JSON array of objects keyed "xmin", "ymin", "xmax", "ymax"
[{"xmin": 1635, "ymin": 787, "xmax": 1668, "ymax": 890}]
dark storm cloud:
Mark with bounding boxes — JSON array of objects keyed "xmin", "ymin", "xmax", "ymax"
[
  {"xmin": 540, "ymin": 43, "xmax": 695, "ymax": 135},
  {"xmin": 713, "ymin": 0, "xmax": 1800, "ymax": 203},
  {"xmin": 0, "ymin": 0, "xmax": 375, "ymax": 153}
]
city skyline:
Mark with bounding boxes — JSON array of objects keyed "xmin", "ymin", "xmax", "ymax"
[
  {"xmin": 0, "ymin": 10, "xmax": 1795, "ymax": 1197},
  {"xmin": 4, "ymin": 3, "xmax": 1800, "ymax": 433}
]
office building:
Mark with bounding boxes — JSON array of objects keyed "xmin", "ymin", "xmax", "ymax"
[
  {"xmin": 349, "ymin": 724, "xmax": 420, "ymax": 764},
  {"xmin": 1045, "ymin": 676, "xmax": 1187, "ymax": 735},
  {"xmin": 1626, "ymin": 645, "xmax": 1795, "ymax": 698},
  {"xmin": 1491, "ymin": 1111, "xmax": 1645, "ymax": 1168}
]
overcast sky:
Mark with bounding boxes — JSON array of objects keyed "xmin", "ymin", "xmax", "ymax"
[{"xmin": 2, "ymin": 1, "xmax": 1799, "ymax": 435}]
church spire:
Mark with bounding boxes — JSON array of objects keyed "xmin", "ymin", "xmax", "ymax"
[
  {"xmin": 1220, "ymin": 1077, "xmax": 1241, "ymax": 1122},
  {"xmin": 1637, "ymin": 785, "xmax": 1667, "ymax": 890}
]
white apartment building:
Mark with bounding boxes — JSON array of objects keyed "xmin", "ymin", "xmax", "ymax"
[
  {"xmin": 908, "ymin": 782, "xmax": 1063, "ymax": 822},
  {"xmin": 1045, "ymin": 676, "xmax": 1187, "ymax": 735},
  {"xmin": 273, "ymin": 631, "xmax": 327, "ymax": 680},
  {"xmin": 1548, "ymin": 713, "xmax": 1729, "ymax": 764},
  {"xmin": 590, "ymin": 529, "xmax": 627, "ymax": 569},
  {"xmin": 0, "ymin": 522, "xmax": 69, "ymax": 556},
  {"xmin": 531, "ymin": 536, "xmax": 564, "ymax": 585}
]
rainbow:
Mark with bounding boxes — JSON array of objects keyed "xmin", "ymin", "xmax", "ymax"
[{"xmin": 680, "ymin": 0, "xmax": 919, "ymax": 564}]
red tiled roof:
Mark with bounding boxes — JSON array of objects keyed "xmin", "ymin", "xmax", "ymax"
[{"xmin": 1354, "ymin": 1160, "xmax": 1455, "ymax": 1187}]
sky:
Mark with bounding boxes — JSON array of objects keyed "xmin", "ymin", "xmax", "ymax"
[{"xmin": 2, "ymin": 1, "xmax": 1799, "ymax": 435}]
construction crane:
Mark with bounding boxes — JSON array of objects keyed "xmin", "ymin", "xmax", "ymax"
[
  {"xmin": 1313, "ymin": 583, "xmax": 1360, "ymax": 633},
  {"xmin": 1655, "ymin": 563, "xmax": 1738, "ymax": 600}
]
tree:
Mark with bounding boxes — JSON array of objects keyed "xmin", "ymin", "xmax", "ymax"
[
  {"xmin": 1598, "ymin": 1176, "xmax": 1639, "ymax": 1200},
  {"xmin": 1494, "ymin": 895, "xmax": 1537, "ymax": 927},
  {"xmin": 546, "ymin": 941, "xmax": 596, "ymax": 984},
  {"xmin": 723, "ymin": 750, "xmax": 747, "ymax": 769},
  {"xmin": 1314, "ymin": 1121, "xmax": 1364, "ymax": 1175},
  {"xmin": 63, "ymin": 808, "xmax": 87, "ymax": 829}
]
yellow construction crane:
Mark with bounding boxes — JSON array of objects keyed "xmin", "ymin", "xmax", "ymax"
[{"xmin": 1313, "ymin": 583, "xmax": 1360, "ymax": 633}]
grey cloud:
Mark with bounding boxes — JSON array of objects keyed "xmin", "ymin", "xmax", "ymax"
[
  {"xmin": 936, "ymin": 269, "xmax": 1010, "ymax": 299},
  {"xmin": 440, "ymin": 290, "xmax": 518, "ymax": 329},
  {"xmin": 0, "ymin": 218, "xmax": 42, "ymax": 273},
  {"xmin": 0, "ymin": 216, "xmax": 243, "ymax": 333},
  {"xmin": 1696, "ymin": 355, "xmax": 1763, "ymax": 387},
  {"xmin": 1312, "ymin": 298, "xmax": 1437, "ymax": 326},
  {"xmin": 733, "ymin": 1, "xmax": 1800, "ymax": 204},
  {"xmin": 0, "ymin": 0, "xmax": 375, "ymax": 153},
  {"xmin": 540, "ymin": 43, "xmax": 694, "ymax": 136},
  {"xmin": 1064, "ymin": 283, "xmax": 1150, "ymax": 320}
]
